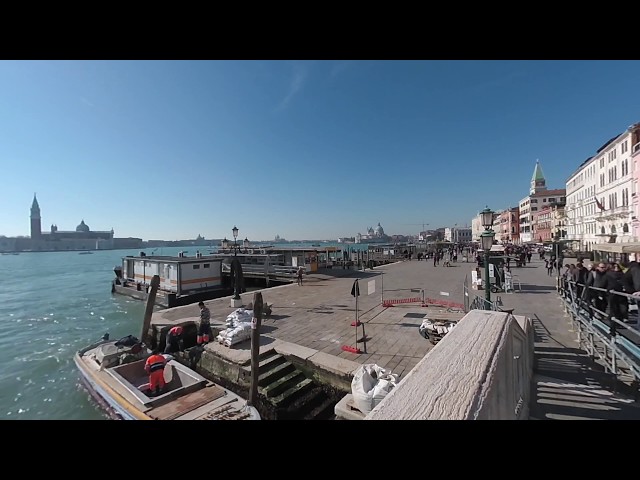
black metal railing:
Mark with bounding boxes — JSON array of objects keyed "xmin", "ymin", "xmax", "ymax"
[{"xmin": 559, "ymin": 278, "xmax": 640, "ymax": 396}]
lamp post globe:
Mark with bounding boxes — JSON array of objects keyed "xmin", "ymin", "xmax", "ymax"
[
  {"xmin": 232, "ymin": 226, "xmax": 239, "ymax": 257},
  {"xmin": 481, "ymin": 206, "xmax": 494, "ymax": 229}
]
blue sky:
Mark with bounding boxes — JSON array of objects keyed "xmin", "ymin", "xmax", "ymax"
[{"xmin": 1, "ymin": 60, "xmax": 639, "ymax": 241}]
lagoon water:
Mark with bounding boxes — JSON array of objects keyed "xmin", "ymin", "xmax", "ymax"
[{"xmin": 0, "ymin": 242, "xmax": 366, "ymax": 419}]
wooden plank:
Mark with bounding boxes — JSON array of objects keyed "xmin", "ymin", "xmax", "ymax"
[{"xmin": 147, "ymin": 385, "xmax": 226, "ymax": 420}]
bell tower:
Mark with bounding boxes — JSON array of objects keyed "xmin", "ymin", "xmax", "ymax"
[
  {"xmin": 530, "ymin": 160, "xmax": 547, "ymax": 195},
  {"xmin": 30, "ymin": 193, "xmax": 42, "ymax": 239}
]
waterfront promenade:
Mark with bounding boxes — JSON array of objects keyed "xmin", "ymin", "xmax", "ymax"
[{"xmin": 150, "ymin": 256, "xmax": 640, "ymax": 419}]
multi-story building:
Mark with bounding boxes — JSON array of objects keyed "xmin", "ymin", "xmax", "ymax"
[
  {"xmin": 552, "ymin": 203, "xmax": 567, "ymax": 240},
  {"xmin": 471, "ymin": 214, "xmax": 483, "ymax": 242},
  {"xmin": 444, "ymin": 227, "xmax": 472, "ymax": 243},
  {"xmin": 565, "ymin": 123, "xmax": 640, "ymax": 251},
  {"xmin": 565, "ymin": 155, "xmax": 598, "ymax": 251},
  {"xmin": 532, "ymin": 206, "xmax": 554, "ymax": 243},
  {"xmin": 496, "ymin": 207, "xmax": 519, "ymax": 244},
  {"xmin": 632, "ymin": 131, "xmax": 640, "ymax": 239},
  {"xmin": 591, "ymin": 123, "xmax": 640, "ymax": 246},
  {"xmin": 519, "ymin": 161, "xmax": 566, "ymax": 243}
]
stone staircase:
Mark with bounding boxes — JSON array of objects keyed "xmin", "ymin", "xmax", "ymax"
[{"xmin": 248, "ymin": 351, "xmax": 338, "ymax": 420}]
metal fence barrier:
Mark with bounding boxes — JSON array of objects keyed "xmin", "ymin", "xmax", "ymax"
[{"xmin": 560, "ymin": 279, "xmax": 640, "ymax": 397}]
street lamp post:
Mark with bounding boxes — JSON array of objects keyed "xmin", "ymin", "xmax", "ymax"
[
  {"xmin": 232, "ymin": 226, "xmax": 240, "ymax": 300},
  {"xmin": 480, "ymin": 207, "xmax": 496, "ymax": 309}
]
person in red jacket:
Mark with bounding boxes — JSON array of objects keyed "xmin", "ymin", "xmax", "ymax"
[
  {"xmin": 164, "ymin": 325, "xmax": 184, "ymax": 354},
  {"xmin": 144, "ymin": 349, "xmax": 166, "ymax": 396}
]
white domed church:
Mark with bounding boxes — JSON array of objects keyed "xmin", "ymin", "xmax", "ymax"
[{"xmin": 356, "ymin": 222, "xmax": 391, "ymax": 243}]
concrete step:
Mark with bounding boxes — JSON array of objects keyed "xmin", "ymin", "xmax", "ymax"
[
  {"xmin": 260, "ymin": 370, "xmax": 307, "ymax": 398},
  {"xmin": 302, "ymin": 394, "xmax": 337, "ymax": 420},
  {"xmin": 258, "ymin": 353, "xmax": 287, "ymax": 373},
  {"xmin": 271, "ymin": 378, "xmax": 315, "ymax": 408},
  {"xmin": 258, "ymin": 361, "xmax": 296, "ymax": 387}
]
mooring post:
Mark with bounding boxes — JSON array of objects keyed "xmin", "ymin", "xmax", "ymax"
[
  {"xmin": 248, "ymin": 292, "xmax": 263, "ymax": 407},
  {"xmin": 140, "ymin": 275, "xmax": 160, "ymax": 346}
]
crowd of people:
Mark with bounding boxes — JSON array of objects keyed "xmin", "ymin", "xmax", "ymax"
[{"xmin": 562, "ymin": 259, "xmax": 640, "ymax": 323}]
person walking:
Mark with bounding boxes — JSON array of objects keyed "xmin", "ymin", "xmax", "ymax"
[
  {"xmin": 623, "ymin": 260, "xmax": 640, "ymax": 322},
  {"xmin": 585, "ymin": 262, "xmax": 609, "ymax": 316},
  {"xmin": 623, "ymin": 261, "xmax": 640, "ymax": 295},
  {"xmin": 574, "ymin": 262, "xmax": 588, "ymax": 300},
  {"xmin": 197, "ymin": 301, "xmax": 211, "ymax": 344},
  {"xmin": 546, "ymin": 258, "xmax": 554, "ymax": 276},
  {"xmin": 605, "ymin": 263, "xmax": 628, "ymax": 322},
  {"xmin": 296, "ymin": 266, "xmax": 304, "ymax": 286}
]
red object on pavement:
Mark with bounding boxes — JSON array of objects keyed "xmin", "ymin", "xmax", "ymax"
[{"xmin": 341, "ymin": 345, "xmax": 362, "ymax": 354}]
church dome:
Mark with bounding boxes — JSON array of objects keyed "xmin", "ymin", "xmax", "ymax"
[
  {"xmin": 76, "ymin": 220, "xmax": 90, "ymax": 232},
  {"xmin": 375, "ymin": 223, "xmax": 384, "ymax": 236}
]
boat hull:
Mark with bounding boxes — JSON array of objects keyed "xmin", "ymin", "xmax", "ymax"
[
  {"xmin": 74, "ymin": 353, "xmax": 148, "ymax": 420},
  {"xmin": 74, "ymin": 343, "xmax": 260, "ymax": 420}
]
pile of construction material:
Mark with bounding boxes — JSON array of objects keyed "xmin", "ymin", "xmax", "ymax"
[
  {"xmin": 418, "ymin": 317, "xmax": 457, "ymax": 345},
  {"xmin": 216, "ymin": 308, "xmax": 253, "ymax": 347}
]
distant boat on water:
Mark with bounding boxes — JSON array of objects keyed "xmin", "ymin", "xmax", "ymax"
[{"xmin": 79, "ymin": 251, "xmax": 93, "ymax": 255}]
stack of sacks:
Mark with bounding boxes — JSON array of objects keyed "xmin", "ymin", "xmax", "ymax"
[{"xmin": 216, "ymin": 308, "xmax": 254, "ymax": 347}]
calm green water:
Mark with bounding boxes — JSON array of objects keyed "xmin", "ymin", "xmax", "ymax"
[{"xmin": 0, "ymin": 242, "xmax": 365, "ymax": 419}]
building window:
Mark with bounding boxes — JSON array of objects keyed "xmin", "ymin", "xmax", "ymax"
[
  {"xmin": 193, "ymin": 265, "xmax": 200, "ymax": 269},
  {"xmin": 203, "ymin": 264, "xmax": 210, "ymax": 268},
  {"xmin": 623, "ymin": 223, "xmax": 629, "ymax": 233}
]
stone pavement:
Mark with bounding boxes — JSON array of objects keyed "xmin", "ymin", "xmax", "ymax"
[
  {"xmin": 497, "ymin": 258, "xmax": 640, "ymax": 420},
  {"xmin": 151, "ymin": 256, "xmax": 640, "ymax": 419},
  {"xmin": 152, "ymin": 259, "xmax": 468, "ymax": 379}
]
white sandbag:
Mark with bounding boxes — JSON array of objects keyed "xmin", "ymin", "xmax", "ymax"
[
  {"xmin": 226, "ymin": 308, "xmax": 254, "ymax": 327},
  {"xmin": 351, "ymin": 364, "xmax": 398, "ymax": 414},
  {"xmin": 221, "ymin": 321, "xmax": 252, "ymax": 347}
]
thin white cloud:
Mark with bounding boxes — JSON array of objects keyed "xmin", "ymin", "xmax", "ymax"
[
  {"xmin": 468, "ymin": 71, "xmax": 526, "ymax": 93},
  {"xmin": 330, "ymin": 61, "xmax": 352, "ymax": 78},
  {"xmin": 275, "ymin": 65, "xmax": 308, "ymax": 112},
  {"xmin": 81, "ymin": 97, "xmax": 94, "ymax": 107}
]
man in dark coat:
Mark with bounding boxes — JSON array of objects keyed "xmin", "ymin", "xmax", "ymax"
[
  {"xmin": 623, "ymin": 261, "xmax": 640, "ymax": 295},
  {"xmin": 573, "ymin": 262, "xmax": 588, "ymax": 300},
  {"xmin": 605, "ymin": 263, "xmax": 628, "ymax": 322},
  {"xmin": 584, "ymin": 262, "xmax": 609, "ymax": 315}
]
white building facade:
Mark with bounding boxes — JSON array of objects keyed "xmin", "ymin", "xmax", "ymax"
[
  {"xmin": 471, "ymin": 215, "xmax": 483, "ymax": 242},
  {"xmin": 444, "ymin": 227, "xmax": 472, "ymax": 243},
  {"xmin": 591, "ymin": 124, "xmax": 640, "ymax": 246},
  {"xmin": 565, "ymin": 156, "xmax": 599, "ymax": 251}
]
